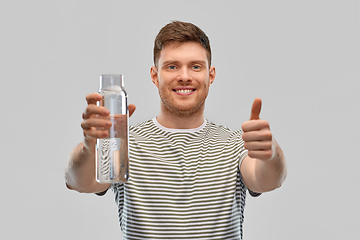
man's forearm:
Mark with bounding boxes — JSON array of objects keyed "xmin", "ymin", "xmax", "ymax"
[{"xmin": 65, "ymin": 141, "xmax": 99, "ymax": 193}]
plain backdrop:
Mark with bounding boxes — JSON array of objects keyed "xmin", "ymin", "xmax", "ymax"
[{"xmin": 1, "ymin": 0, "xmax": 359, "ymax": 239}]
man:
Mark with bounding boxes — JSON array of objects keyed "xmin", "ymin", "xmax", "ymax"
[{"xmin": 65, "ymin": 21, "xmax": 287, "ymax": 239}]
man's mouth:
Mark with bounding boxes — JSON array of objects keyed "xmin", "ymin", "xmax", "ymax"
[{"xmin": 174, "ymin": 89, "xmax": 195, "ymax": 94}]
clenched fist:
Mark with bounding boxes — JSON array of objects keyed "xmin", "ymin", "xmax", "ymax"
[{"xmin": 242, "ymin": 98, "xmax": 274, "ymax": 161}]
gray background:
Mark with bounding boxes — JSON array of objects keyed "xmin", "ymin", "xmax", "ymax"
[{"xmin": 1, "ymin": 0, "xmax": 359, "ymax": 239}]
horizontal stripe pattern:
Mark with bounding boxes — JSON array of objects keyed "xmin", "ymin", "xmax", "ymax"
[{"xmin": 112, "ymin": 119, "xmax": 248, "ymax": 239}]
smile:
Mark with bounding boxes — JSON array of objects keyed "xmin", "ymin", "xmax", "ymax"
[{"xmin": 174, "ymin": 89, "xmax": 195, "ymax": 94}]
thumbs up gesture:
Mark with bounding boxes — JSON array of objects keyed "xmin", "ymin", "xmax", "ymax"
[{"xmin": 242, "ymin": 98, "xmax": 274, "ymax": 161}]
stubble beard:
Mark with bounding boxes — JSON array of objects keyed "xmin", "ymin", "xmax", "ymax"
[{"xmin": 159, "ymin": 87, "xmax": 209, "ymax": 118}]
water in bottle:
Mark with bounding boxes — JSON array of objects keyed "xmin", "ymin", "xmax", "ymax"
[{"xmin": 96, "ymin": 74, "xmax": 129, "ymax": 183}]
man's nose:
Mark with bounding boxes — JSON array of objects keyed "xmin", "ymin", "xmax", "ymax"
[{"xmin": 177, "ymin": 68, "xmax": 192, "ymax": 82}]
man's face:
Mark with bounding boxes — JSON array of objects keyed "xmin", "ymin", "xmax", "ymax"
[{"xmin": 151, "ymin": 42, "xmax": 216, "ymax": 117}]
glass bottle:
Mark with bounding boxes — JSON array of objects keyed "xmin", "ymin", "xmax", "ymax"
[{"xmin": 96, "ymin": 74, "xmax": 129, "ymax": 183}]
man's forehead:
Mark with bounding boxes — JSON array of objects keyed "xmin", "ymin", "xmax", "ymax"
[
  {"xmin": 158, "ymin": 42, "xmax": 208, "ymax": 63},
  {"xmin": 161, "ymin": 41, "xmax": 204, "ymax": 51}
]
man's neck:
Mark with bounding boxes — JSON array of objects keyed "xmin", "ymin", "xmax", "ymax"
[{"xmin": 156, "ymin": 109, "xmax": 205, "ymax": 129}]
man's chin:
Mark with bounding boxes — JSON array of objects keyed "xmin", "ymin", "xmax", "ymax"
[{"xmin": 169, "ymin": 104, "xmax": 205, "ymax": 117}]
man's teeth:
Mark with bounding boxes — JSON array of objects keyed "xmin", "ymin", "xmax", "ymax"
[{"xmin": 175, "ymin": 89, "xmax": 194, "ymax": 93}]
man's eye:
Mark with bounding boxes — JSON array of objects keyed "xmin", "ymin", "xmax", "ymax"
[
  {"xmin": 192, "ymin": 65, "xmax": 201, "ymax": 70},
  {"xmin": 167, "ymin": 65, "xmax": 177, "ymax": 70}
]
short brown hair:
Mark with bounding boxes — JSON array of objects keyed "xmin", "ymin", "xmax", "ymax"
[{"xmin": 153, "ymin": 21, "xmax": 212, "ymax": 68}]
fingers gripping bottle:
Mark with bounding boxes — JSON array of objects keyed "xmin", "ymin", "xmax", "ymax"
[{"xmin": 96, "ymin": 74, "xmax": 129, "ymax": 183}]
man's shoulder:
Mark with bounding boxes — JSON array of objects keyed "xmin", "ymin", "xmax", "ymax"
[
  {"xmin": 203, "ymin": 120, "xmax": 244, "ymax": 142},
  {"xmin": 205, "ymin": 120, "xmax": 240, "ymax": 134},
  {"xmin": 129, "ymin": 119, "xmax": 156, "ymax": 133},
  {"xmin": 130, "ymin": 119, "xmax": 153, "ymax": 129},
  {"xmin": 206, "ymin": 120, "xmax": 230, "ymax": 130},
  {"xmin": 129, "ymin": 119, "xmax": 158, "ymax": 142}
]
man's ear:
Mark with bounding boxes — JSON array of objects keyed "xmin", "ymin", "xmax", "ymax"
[
  {"xmin": 209, "ymin": 66, "xmax": 216, "ymax": 85},
  {"xmin": 150, "ymin": 66, "xmax": 159, "ymax": 88}
]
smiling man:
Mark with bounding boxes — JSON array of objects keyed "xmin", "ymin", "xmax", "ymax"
[
  {"xmin": 151, "ymin": 41, "xmax": 215, "ymax": 128},
  {"xmin": 65, "ymin": 21, "xmax": 287, "ymax": 240}
]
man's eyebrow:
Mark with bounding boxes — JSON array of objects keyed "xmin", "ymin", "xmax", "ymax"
[
  {"xmin": 190, "ymin": 60, "xmax": 207, "ymax": 65},
  {"xmin": 162, "ymin": 60, "xmax": 180, "ymax": 65},
  {"xmin": 162, "ymin": 60, "xmax": 207, "ymax": 65}
]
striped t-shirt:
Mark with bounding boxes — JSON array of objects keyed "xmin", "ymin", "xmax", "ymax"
[{"xmin": 111, "ymin": 118, "xmax": 249, "ymax": 240}]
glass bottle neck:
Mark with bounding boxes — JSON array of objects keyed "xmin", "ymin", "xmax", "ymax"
[{"xmin": 100, "ymin": 74, "xmax": 124, "ymax": 90}]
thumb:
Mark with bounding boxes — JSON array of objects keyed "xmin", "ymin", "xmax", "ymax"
[
  {"xmin": 129, "ymin": 104, "xmax": 136, "ymax": 117},
  {"xmin": 250, "ymin": 98, "xmax": 262, "ymax": 120}
]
